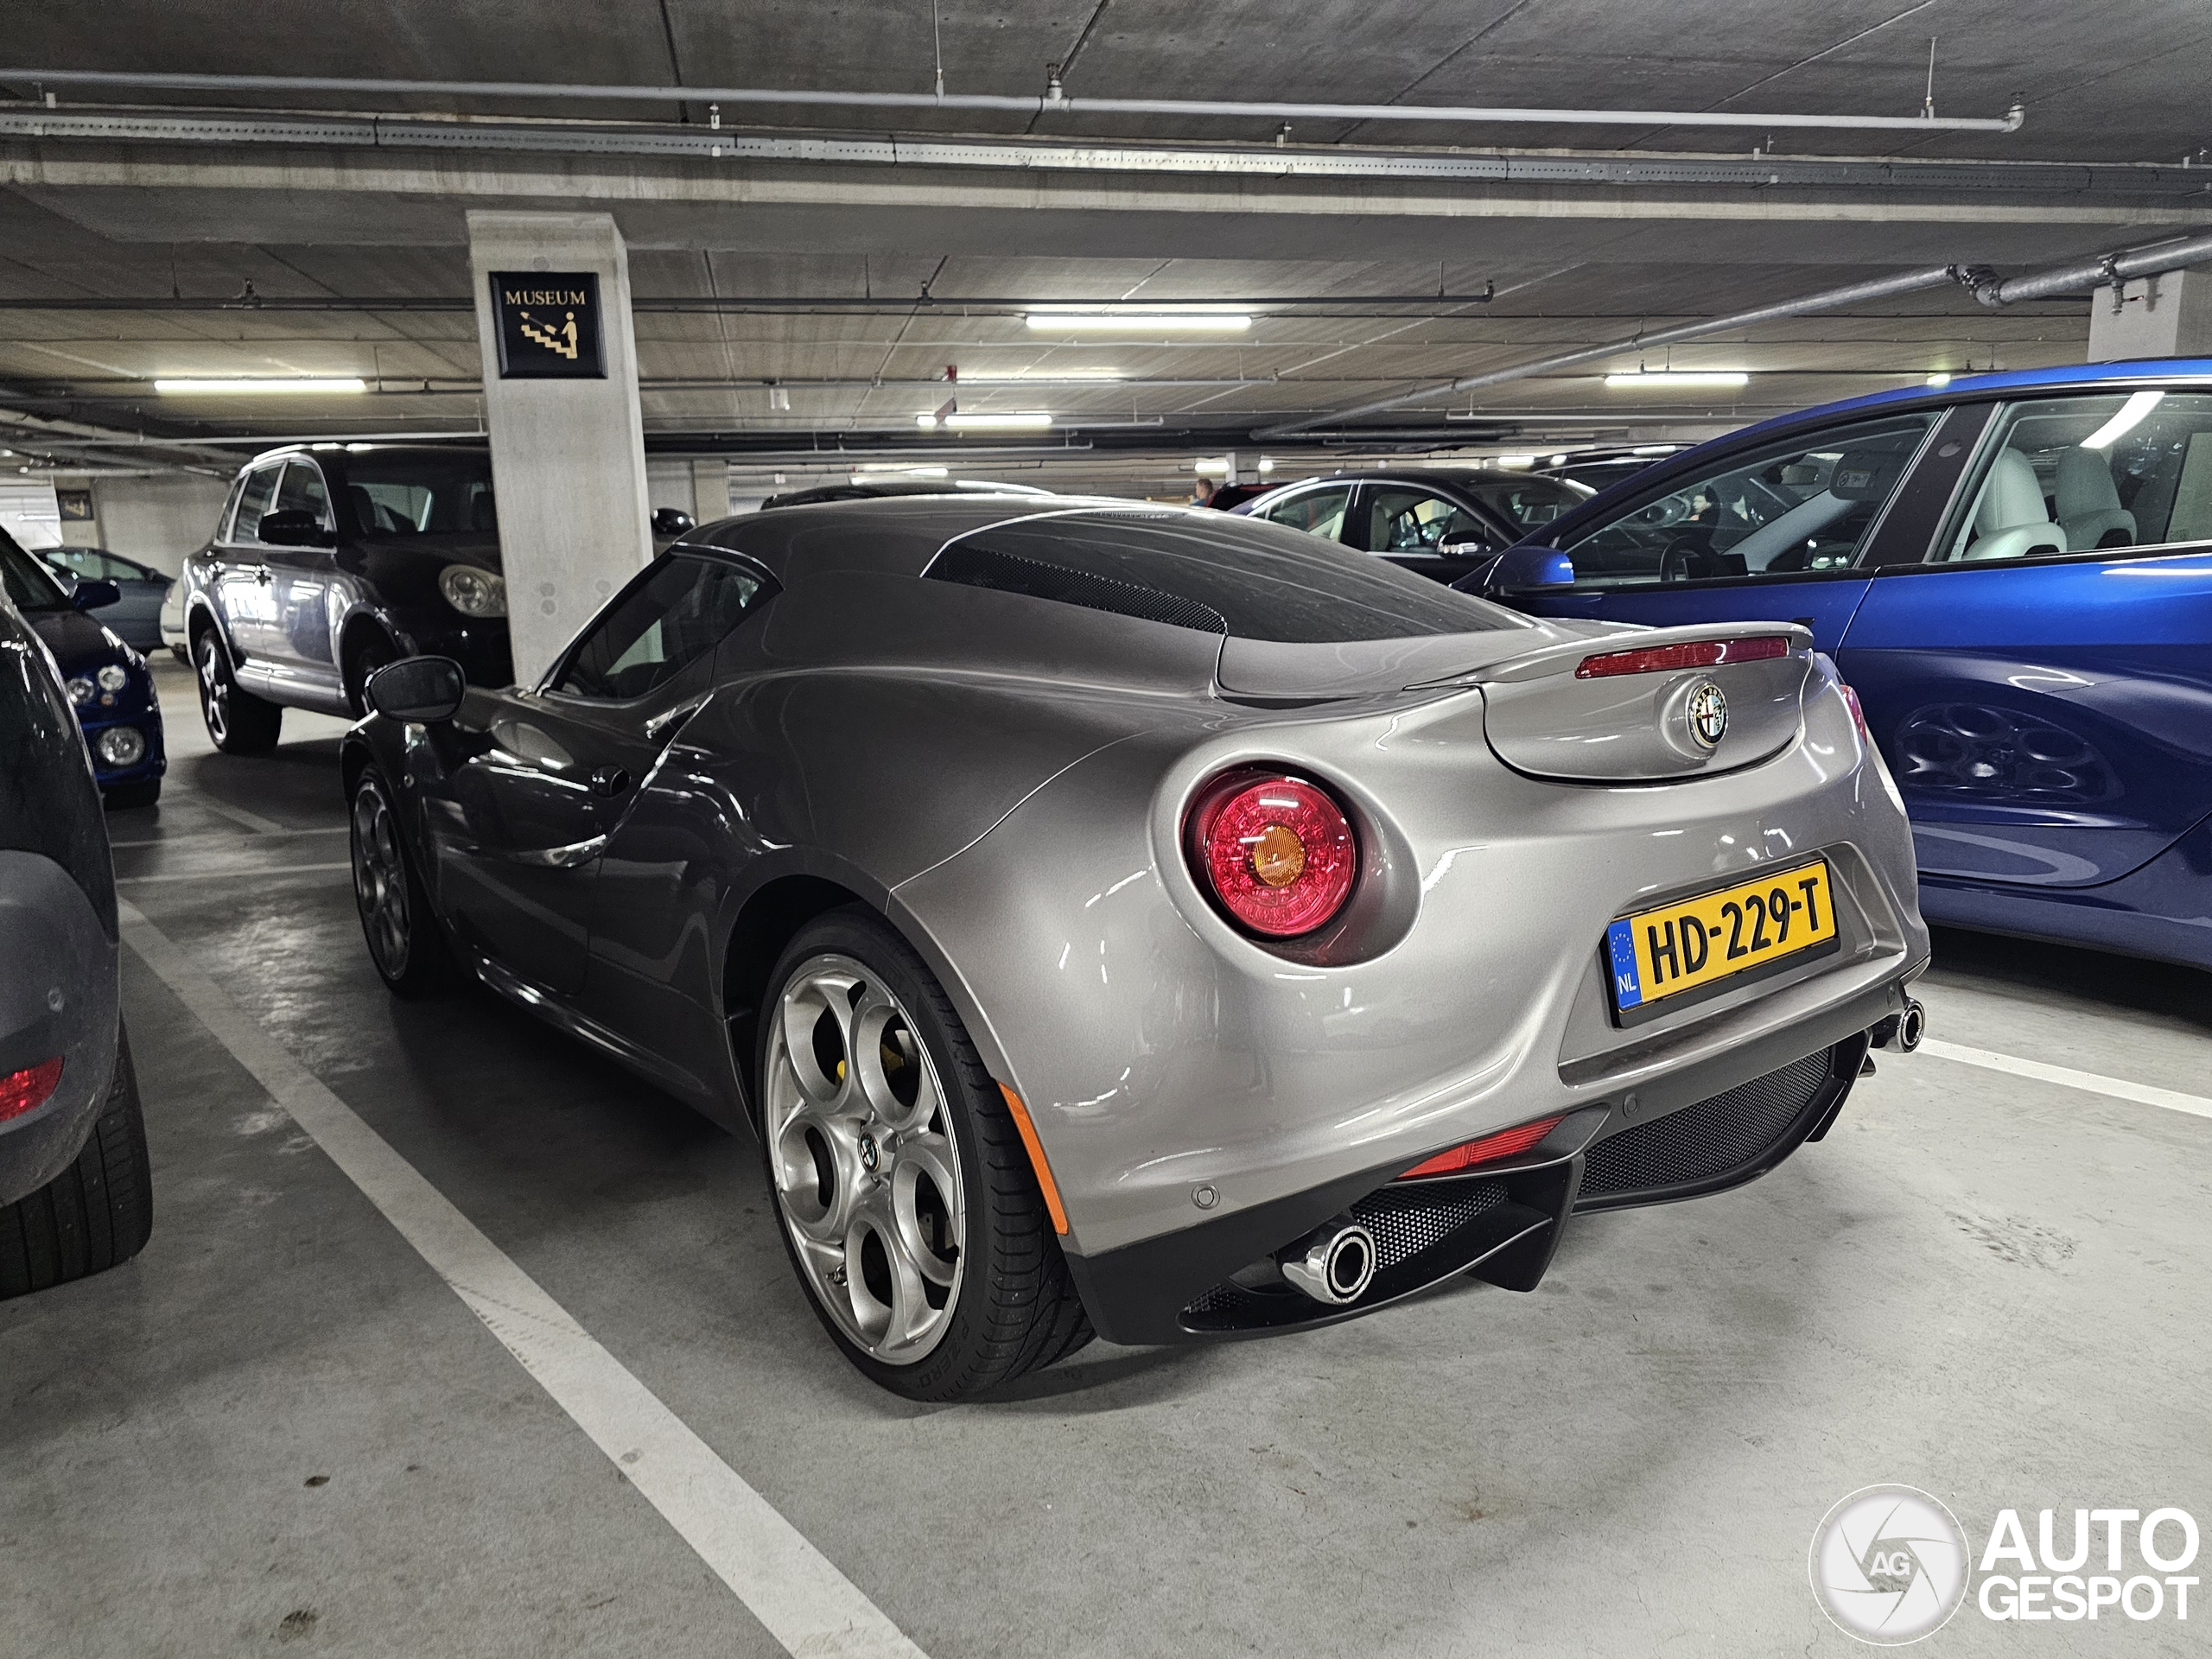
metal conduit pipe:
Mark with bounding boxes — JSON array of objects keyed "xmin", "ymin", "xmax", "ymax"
[
  {"xmin": 1255, "ymin": 267, "xmax": 1969, "ymax": 439},
  {"xmin": 1967, "ymin": 229, "xmax": 2212, "ymax": 305},
  {"xmin": 0, "ymin": 67, "xmax": 2029, "ymax": 135},
  {"xmin": 1259, "ymin": 230, "xmax": 2212, "ymax": 439}
]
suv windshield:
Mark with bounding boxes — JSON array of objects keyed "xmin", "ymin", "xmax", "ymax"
[
  {"xmin": 340, "ymin": 449, "xmax": 497, "ymax": 536},
  {"xmin": 928, "ymin": 510, "xmax": 1516, "ymax": 642},
  {"xmin": 0, "ymin": 534, "xmax": 72, "ymax": 612}
]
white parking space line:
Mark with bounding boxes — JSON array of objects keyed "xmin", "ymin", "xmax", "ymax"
[
  {"xmin": 1916, "ymin": 1036, "xmax": 2212, "ymax": 1122},
  {"xmin": 111, "ymin": 826, "xmax": 349, "ymax": 849},
  {"xmin": 118, "ymin": 899, "xmax": 930, "ymax": 1659},
  {"xmin": 115, "ymin": 862, "xmax": 352, "ymax": 884},
  {"xmin": 188, "ymin": 793, "xmax": 288, "ymax": 836}
]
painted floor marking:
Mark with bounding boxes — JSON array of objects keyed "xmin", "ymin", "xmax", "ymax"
[
  {"xmin": 118, "ymin": 899, "xmax": 929, "ymax": 1659},
  {"xmin": 1916, "ymin": 1036, "xmax": 2212, "ymax": 1122},
  {"xmin": 188, "ymin": 792, "xmax": 288, "ymax": 836},
  {"xmin": 111, "ymin": 826, "xmax": 349, "ymax": 849},
  {"xmin": 115, "ymin": 862, "xmax": 351, "ymax": 884}
]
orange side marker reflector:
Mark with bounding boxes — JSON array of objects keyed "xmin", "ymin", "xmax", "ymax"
[{"xmin": 998, "ymin": 1084, "xmax": 1070, "ymax": 1236}]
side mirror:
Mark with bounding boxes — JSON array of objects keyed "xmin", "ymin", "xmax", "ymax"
[
  {"xmin": 651, "ymin": 507, "xmax": 696, "ymax": 537},
  {"xmin": 70, "ymin": 577, "xmax": 122, "ymax": 611},
  {"xmin": 258, "ymin": 508, "xmax": 335, "ymax": 548},
  {"xmin": 1453, "ymin": 543, "xmax": 1574, "ymax": 598},
  {"xmin": 365, "ymin": 655, "xmax": 467, "ymax": 724}
]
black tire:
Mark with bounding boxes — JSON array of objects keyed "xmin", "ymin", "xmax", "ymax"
[
  {"xmin": 102, "ymin": 779, "xmax": 162, "ymax": 810},
  {"xmin": 0, "ymin": 1023, "xmax": 154, "ymax": 1300},
  {"xmin": 758, "ymin": 906, "xmax": 1091, "ymax": 1401},
  {"xmin": 193, "ymin": 626, "xmax": 282, "ymax": 754},
  {"xmin": 343, "ymin": 627, "xmax": 399, "ymax": 718},
  {"xmin": 349, "ymin": 766, "xmax": 453, "ymax": 998}
]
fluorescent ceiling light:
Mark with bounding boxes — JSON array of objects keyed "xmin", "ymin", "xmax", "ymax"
[
  {"xmin": 1630, "ymin": 444, "xmax": 1679, "ymax": 454},
  {"xmin": 155, "ymin": 376, "xmax": 368, "ymax": 395},
  {"xmin": 917, "ymin": 411, "xmax": 1055, "ymax": 430},
  {"xmin": 1924, "ymin": 372, "xmax": 1954, "ymax": 387},
  {"xmin": 959, "ymin": 370, "xmax": 1126, "ymax": 383},
  {"xmin": 1493, "ymin": 455, "xmax": 1535, "ymax": 468},
  {"xmin": 1603, "ymin": 371, "xmax": 1750, "ymax": 390},
  {"xmin": 1026, "ymin": 311, "xmax": 1250, "ymax": 334},
  {"xmin": 855, "ymin": 463, "xmax": 950, "ymax": 477},
  {"xmin": 2082, "ymin": 390, "xmax": 2164, "ymax": 450},
  {"xmin": 1193, "ymin": 457, "xmax": 1275, "ymax": 478}
]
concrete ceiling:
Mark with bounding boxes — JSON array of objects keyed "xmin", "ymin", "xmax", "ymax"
[{"xmin": 0, "ymin": 0, "xmax": 2206, "ymax": 492}]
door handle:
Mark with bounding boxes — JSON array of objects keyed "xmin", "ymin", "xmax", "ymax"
[{"xmin": 589, "ymin": 765, "xmax": 632, "ymax": 798}]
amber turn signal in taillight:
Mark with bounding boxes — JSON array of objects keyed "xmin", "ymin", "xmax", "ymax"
[{"xmin": 1185, "ymin": 770, "xmax": 1358, "ymax": 938}]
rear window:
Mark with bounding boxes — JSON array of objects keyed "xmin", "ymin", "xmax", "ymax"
[{"xmin": 925, "ymin": 510, "xmax": 1514, "ymax": 642}]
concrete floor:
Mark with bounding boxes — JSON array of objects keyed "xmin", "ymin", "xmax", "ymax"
[{"xmin": 4, "ymin": 657, "xmax": 2208, "ymax": 1657}]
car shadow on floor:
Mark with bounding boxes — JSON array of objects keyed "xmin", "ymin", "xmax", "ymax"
[{"xmin": 1927, "ymin": 924, "xmax": 2212, "ymax": 1033}]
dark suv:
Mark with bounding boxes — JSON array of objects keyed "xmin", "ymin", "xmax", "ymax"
[
  {"xmin": 1, "ymin": 582, "xmax": 152, "ymax": 1299},
  {"xmin": 181, "ymin": 444, "xmax": 511, "ymax": 753}
]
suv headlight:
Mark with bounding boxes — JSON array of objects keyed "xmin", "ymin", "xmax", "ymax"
[{"xmin": 439, "ymin": 564, "xmax": 507, "ymax": 618}]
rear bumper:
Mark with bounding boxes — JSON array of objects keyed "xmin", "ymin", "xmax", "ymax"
[{"xmin": 1064, "ymin": 1019, "xmax": 1878, "ymax": 1347}]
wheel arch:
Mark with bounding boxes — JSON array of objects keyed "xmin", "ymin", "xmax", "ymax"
[{"xmin": 717, "ymin": 862, "xmax": 1018, "ymax": 1135}]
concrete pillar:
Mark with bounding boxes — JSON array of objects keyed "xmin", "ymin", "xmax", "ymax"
[
  {"xmin": 2087, "ymin": 267, "xmax": 2212, "ymax": 362},
  {"xmin": 467, "ymin": 211, "xmax": 653, "ymax": 684},
  {"xmin": 690, "ymin": 458, "xmax": 732, "ymax": 524}
]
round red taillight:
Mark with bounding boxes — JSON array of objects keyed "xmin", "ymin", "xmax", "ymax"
[{"xmin": 1187, "ymin": 772, "xmax": 1358, "ymax": 938}]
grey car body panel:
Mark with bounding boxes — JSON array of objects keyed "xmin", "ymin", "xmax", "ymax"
[
  {"xmin": 347, "ymin": 497, "xmax": 1927, "ymax": 1296},
  {"xmin": 0, "ymin": 600, "xmax": 121, "ymax": 1207},
  {"xmin": 0, "ymin": 850, "xmax": 120, "ymax": 1205}
]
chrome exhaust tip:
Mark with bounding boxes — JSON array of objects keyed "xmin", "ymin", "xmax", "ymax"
[
  {"xmin": 1279, "ymin": 1215, "xmax": 1378, "ymax": 1306},
  {"xmin": 1897, "ymin": 997, "xmax": 1925, "ymax": 1052}
]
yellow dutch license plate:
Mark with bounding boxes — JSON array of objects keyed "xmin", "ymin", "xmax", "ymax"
[{"xmin": 1605, "ymin": 859, "xmax": 1839, "ymax": 1025}]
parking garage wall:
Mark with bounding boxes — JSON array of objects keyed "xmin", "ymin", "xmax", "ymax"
[{"xmin": 80, "ymin": 473, "xmax": 231, "ymax": 576}]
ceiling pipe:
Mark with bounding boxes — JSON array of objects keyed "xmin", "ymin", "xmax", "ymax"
[
  {"xmin": 1257, "ymin": 230, "xmax": 2212, "ymax": 439},
  {"xmin": 1967, "ymin": 229, "xmax": 2212, "ymax": 305},
  {"xmin": 0, "ymin": 67, "xmax": 2029, "ymax": 135}
]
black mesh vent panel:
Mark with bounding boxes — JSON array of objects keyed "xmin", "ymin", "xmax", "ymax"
[
  {"xmin": 926, "ymin": 540, "xmax": 1230, "ymax": 633},
  {"xmin": 1350, "ymin": 1178, "xmax": 1508, "ymax": 1270},
  {"xmin": 1580, "ymin": 1049, "xmax": 1832, "ymax": 1200}
]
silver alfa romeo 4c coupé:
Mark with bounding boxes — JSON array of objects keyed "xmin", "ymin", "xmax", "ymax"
[{"xmin": 343, "ymin": 496, "xmax": 1929, "ymax": 1400}]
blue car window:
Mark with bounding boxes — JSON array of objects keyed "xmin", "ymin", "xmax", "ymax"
[
  {"xmin": 1936, "ymin": 391, "xmax": 2212, "ymax": 562},
  {"xmin": 1560, "ymin": 414, "xmax": 1941, "ymax": 588}
]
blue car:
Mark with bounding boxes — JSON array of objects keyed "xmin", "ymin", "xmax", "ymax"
[
  {"xmin": 1, "ymin": 531, "xmax": 166, "ymax": 809},
  {"xmin": 1469, "ymin": 357, "xmax": 2212, "ymax": 972}
]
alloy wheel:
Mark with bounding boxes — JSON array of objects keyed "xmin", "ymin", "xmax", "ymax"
[
  {"xmin": 351, "ymin": 781, "xmax": 411, "ymax": 977},
  {"xmin": 764, "ymin": 954, "xmax": 966, "ymax": 1364},
  {"xmin": 195, "ymin": 634, "xmax": 230, "ymax": 745}
]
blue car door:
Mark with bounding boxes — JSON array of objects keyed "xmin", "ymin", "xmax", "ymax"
[
  {"xmin": 1836, "ymin": 386, "xmax": 2212, "ymax": 892},
  {"xmin": 1515, "ymin": 406, "xmax": 1972, "ymax": 654}
]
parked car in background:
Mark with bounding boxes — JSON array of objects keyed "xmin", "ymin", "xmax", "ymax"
[
  {"xmin": 1535, "ymin": 446, "xmax": 1688, "ymax": 494},
  {"xmin": 158, "ymin": 575, "xmax": 188, "ymax": 662},
  {"xmin": 41, "ymin": 545, "xmax": 171, "ymax": 652},
  {"xmin": 340, "ymin": 498, "xmax": 1923, "ymax": 1400},
  {"xmin": 179, "ymin": 443, "xmax": 509, "ymax": 753},
  {"xmin": 0, "ymin": 577, "xmax": 154, "ymax": 1300},
  {"xmin": 1237, "ymin": 467, "xmax": 1592, "ymax": 584},
  {"xmin": 1199, "ymin": 481, "xmax": 1273, "ymax": 512},
  {"xmin": 1471, "ymin": 357, "xmax": 2212, "ymax": 973},
  {"xmin": 760, "ymin": 478, "xmax": 1055, "ymax": 510},
  {"xmin": 1, "ymin": 532, "xmax": 164, "ymax": 809}
]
